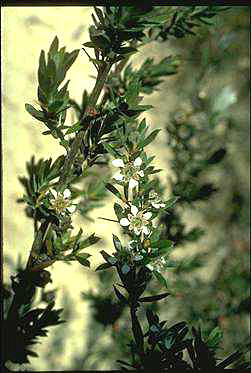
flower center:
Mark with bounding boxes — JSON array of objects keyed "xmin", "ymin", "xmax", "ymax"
[
  {"xmin": 51, "ymin": 195, "xmax": 71, "ymax": 213},
  {"xmin": 124, "ymin": 163, "xmax": 140, "ymax": 181}
]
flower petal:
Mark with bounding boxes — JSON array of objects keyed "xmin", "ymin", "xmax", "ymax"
[
  {"xmin": 137, "ymin": 170, "xmax": 144, "ymax": 177},
  {"xmin": 67, "ymin": 205, "xmax": 76, "ymax": 213},
  {"xmin": 142, "ymin": 226, "xmax": 150, "ymax": 235},
  {"xmin": 112, "ymin": 159, "xmax": 125, "ymax": 168},
  {"xmin": 131, "ymin": 205, "xmax": 138, "ymax": 216},
  {"xmin": 146, "ymin": 264, "xmax": 154, "ymax": 271},
  {"xmin": 151, "ymin": 202, "xmax": 160, "ymax": 209},
  {"xmin": 129, "ymin": 178, "xmax": 138, "ymax": 189},
  {"xmin": 143, "ymin": 212, "xmax": 152, "ymax": 220},
  {"xmin": 133, "ymin": 157, "xmax": 142, "ymax": 167},
  {"xmin": 113, "ymin": 171, "xmax": 124, "ymax": 181},
  {"xmin": 134, "ymin": 228, "xmax": 141, "ymax": 235},
  {"xmin": 63, "ymin": 189, "xmax": 71, "ymax": 198},
  {"xmin": 50, "ymin": 189, "xmax": 57, "ymax": 199},
  {"xmin": 120, "ymin": 218, "xmax": 130, "ymax": 227}
]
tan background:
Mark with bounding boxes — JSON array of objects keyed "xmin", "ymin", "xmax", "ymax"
[{"xmin": 2, "ymin": 7, "xmax": 181, "ymax": 370}]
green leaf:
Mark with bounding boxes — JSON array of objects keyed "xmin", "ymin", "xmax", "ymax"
[
  {"xmin": 116, "ymin": 47, "xmax": 138, "ymax": 55},
  {"xmin": 102, "ymin": 142, "xmax": 122, "ymax": 158},
  {"xmin": 138, "ymin": 118, "xmax": 147, "ymax": 133},
  {"xmin": 153, "ymin": 270, "xmax": 169, "ymax": 289},
  {"xmin": 125, "ymin": 80, "xmax": 141, "ymax": 106},
  {"xmin": 47, "ymin": 100, "xmax": 64, "ymax": 113},
  {"xmin": 49, "ymin": 36, "xmax": 59, "ymax": 57},
  {"xmin": 83, "ymin": 41, "xmax": 96, "ymax": 48},
  {"xmin": 48, "ymin": 154, "xmax": 65, "ymax": 179},
  {"xmin": 96, "ymin": 262, "xmax": 113, "ymax": 271},
  {"xmin": 76, "ymin": 256, "xmax": 90, "ymax": 267},
  {"xmin": 114, "ymin": 202, "xmax": 124, "ymax": 220},
  {"xmin": 76, "ymin": 252, "xmax": 91, "ymax": 260},
  {"xmin": 165, "ymin": 196, "xmax": 179, "ymax": 209},
  {"xmin": 139, "ymin": 292, "xmax": 170, "ymax": 303},
  {"xmin": 100, "ymin": 250, "xmax": 114, "ymax": 263},
  {"xmin": 57, "ymin": 80, "xmax": 70, "ymax": 99},
  {"xmin": 46, "ymin": 58, "xmax": 57, "ymax": 90},
  {"xmin": 37, "ymin": 86, "xmax": 48, "ymax": 106},
  {"xmin": 25, "ymin": 103, "xmax": 45, "ymax": 122},
  {"xmin": 94, "ymin": 6, "xmax": 105, "ymax": 25},
  {"xmin": 112, "ymin": 234, "xmax": 122, "ymax": 251},
  {"xmin": 113, "ymin": 285, "xmax": 127, "ymax": 303},
  {"xmin": 64, "ymin": 49, "xmax": 80, "ymax": 72},
  {"xmin": 207, "ymin": 327, "xmax": 223, "ymax": 348},
  {"xmin": 65, "ymin": 121, "xmax": 82, "ymax": 135},
  {"xmin": 38, "ymin": 50, "xmax": 49, "ymax": 94},
  {"xmin": 105, "ymin": 183, "xmax": 123, "ymax": 200},
  {"xmin": 140, "ymin": 129, "xmax": 161, "ymax": 147},
  {"xmin": 78, "ymin": 233, "xmax": 101, "ymax": 250}
]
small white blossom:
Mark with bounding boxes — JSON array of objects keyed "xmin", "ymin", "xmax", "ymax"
[
  {"xmin": 147, "ymin": 256, "xmax": 167, "ymax": 272},
  {"xmin": 151, "ymin": 201, "xmax": 166, "ymax": 209},
  {"xmin": 149, "ymin": 190, "xmax": 166, "ymax": 209},
  {"xmin": 48, "ymin": 188, "xmax": 76, "ymax": 214},
  {"xmin": 120, "ymin": 205, "xmax": 152, "ymax": 236},
  {"xmin": 112, "ymin": 157, "xmax": 144, "ymax": 189}
]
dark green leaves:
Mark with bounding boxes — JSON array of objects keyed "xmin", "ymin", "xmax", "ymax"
[
  {"xmin": 100, "ymin": 250, "xmax": 117, "ymax": 265},
  {"xmin": 112, "ymin": 234, "xmax": 122, "ymax": 251},
  {"xmin": 95, "ymin": 262, "xmax": 113, "ymax": 271},
  {"xmin": 4, "ymin": 300, "xmax": 64, "ymax": 364},
  {"xmin": 17, "ymin": 155, "xmax": 65, "ymax": 214},
  {"xmin": 153, "ymin": 270, "xmax": 169, "ymax": 289},
  {"xmin": 164, "ymin": 196, "xmax": 179, "ymax": 209},
  {"xmin": 139, "ymin": 129, "xmax": 161, "ymax": 148},
  {"xmin": 76, "ymin": 253, "xmax": 91, "ymax": 268},
  {"xmin": 25, "ymin": 104, "xmax": 45, "ymax": 122},
  {"xmin": 26, "ymin": 36, "xmax": 79, "ymax": 146},
  {"xmin": 77, "ymin": 233, "xmax": 101, "ymax": 251},
  {"xmin": 113, "ymin": 285, "xmax": 127, "ymax": 303},
  {"xmin": 105, "ymin": 183, "xmax": 123, "ymax": 201},
  {"xmin": 139, "ymin": 292, "xmax": 170, "ymax": 303},
  {"xmin": 114, "ymin": 202, "xmax": 124, "ymax": 222},
  {"xmin": 153, "ymin": 6, "xmax": 231, "ymax": 41}
]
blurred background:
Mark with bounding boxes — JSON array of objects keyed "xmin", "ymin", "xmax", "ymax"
[{"xmin": 2, "ymin": 6, "xmax": 250, "ymax": 370}]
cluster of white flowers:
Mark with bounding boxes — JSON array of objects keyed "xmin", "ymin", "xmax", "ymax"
[
  {"xmin": 112, "ymin": 157, "xmax": 144, "ymax": 189},
  {"xmin": 120, "ymin": 204, "xmax": 153, "ymax": 236},
  {"xmin": 48, "ymin": 188, "xmax": 76, "ymax": 215},
  {"xmin": 110, "ymin": 154, "xmax": 170, "ymax": 273}
]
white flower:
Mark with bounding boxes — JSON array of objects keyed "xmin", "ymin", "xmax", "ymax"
[
  {"xmin": 112, "ymin": 157, "xmax": 144, "ymax": 189},
  {"xmin": 48, "ymin": 188, "xmax": 76, "ymax": 214},
  {"xmin": 149, "ymin": 190, "xmax": 166, "ymax": 209},
  {"xmin": 120, "ymin": 205, "xmax": 152, "ymax": 236},
  {"xmin": 146, "ymin": 256, "xmax": 167, "ymax": 272},
  {"xmin": 151, "ymin": 201, "xmax": 166, "ymax": 209}
]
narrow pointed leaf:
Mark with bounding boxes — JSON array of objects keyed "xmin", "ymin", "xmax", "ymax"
[
  {"xmin": 105, "ymin": 183, "xmax": 123, "ymax": 200},
  {"xmin": 113, "ymin": 285, "xmax": 127, "ymax": 303},
  {"xmin": 140, "ymin": 129, "xmax": 161, "ymax": 147},
  {"xmin": 25, "ymin": 104, "xmax": 45, "ymax": 122},
  {"xmin": 95, "ymin": 262, "xmax": 113, "ymax": 271},
  {"xmin": 153, "ymin": 270, "xmax": 169, "ymax": 289},
  {"xmin": 76, "ymin": 256, "xmax": 90, "ymax": 267},
  {"xmin": 112, "ymin": 234, "xmax": 122, "ymax": 251},
  {"xmin": 139, "ymin": 292, "xmax": 170, "ymax": 303}
]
